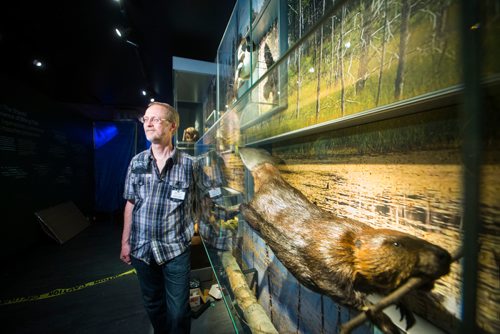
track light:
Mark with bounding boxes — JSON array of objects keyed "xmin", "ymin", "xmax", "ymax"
[
  {"xmin": 114, "ymin": 27, "xmax": 138, "ymax": 47},
  {"xmin": 141, "ymin": 89, "xmax": 156, "ymax": 99}
]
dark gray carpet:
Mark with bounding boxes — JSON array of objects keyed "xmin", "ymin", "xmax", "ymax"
[{"xmin": 0, "ymin": 221, "xmax": 240, "ymax": 333}]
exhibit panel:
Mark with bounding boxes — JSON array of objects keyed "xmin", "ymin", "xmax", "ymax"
[{"xmin": 194, "ymin": 0, "xmax": 500, "ymax": 333}]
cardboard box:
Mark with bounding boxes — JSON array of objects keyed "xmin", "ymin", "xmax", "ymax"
[
  {"xmin": 208, "ymin": 284, "xmax": 222, "ymax": 300},
  {"xmin": 189, "ymin": 288, "xmax": 202, "ymax": 308}
]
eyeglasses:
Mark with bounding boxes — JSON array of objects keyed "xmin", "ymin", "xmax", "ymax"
[{"xmin": 139, "ymin": 116, "xmax": 169, "ymax": 124}]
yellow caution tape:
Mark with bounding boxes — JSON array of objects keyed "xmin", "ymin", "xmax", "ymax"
[{"xmin": 0, "ymin": 269, "xmax": 136, "ymax": 306}]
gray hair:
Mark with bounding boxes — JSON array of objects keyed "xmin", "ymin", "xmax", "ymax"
[{"xmin": 147, "ymin": 102, "xmax": 180, "ymax": 129}]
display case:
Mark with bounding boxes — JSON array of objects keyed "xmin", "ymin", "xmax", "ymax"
[
  {"xmin": 193, "ymin": 0, "xmax": 500, "ymax": 333},
  {"xmin": 202, "ymin": 77, "xmax": 218, "ymax": 132}
]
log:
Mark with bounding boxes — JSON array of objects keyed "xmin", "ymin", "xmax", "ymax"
[{"xmin": 221, "ymin": 251, "xmax": 278, "ymax": 334}]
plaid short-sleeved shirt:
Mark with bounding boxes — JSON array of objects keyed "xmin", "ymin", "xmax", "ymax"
[{"xmin": 123, "ymin": 148, "xmax": 195, "ymax": 265}]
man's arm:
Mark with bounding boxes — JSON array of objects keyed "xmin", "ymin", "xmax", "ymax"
[{"xmin": 120, "ymin": 200, "xmax": 134, "ymax": 264}]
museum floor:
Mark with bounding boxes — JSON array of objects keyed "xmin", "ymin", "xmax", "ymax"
[{"xmin": 0, "ymin": 218, "xmax": 238, "ymax": 334}]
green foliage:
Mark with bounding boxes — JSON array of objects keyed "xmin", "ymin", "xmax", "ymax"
[
  {"xmin": 271, "ymin": 106, "xmax": 460, "ymax": 161},
  {"xmin": 243, "ymin": 0, "xmax": 469, "ymax": 144}
]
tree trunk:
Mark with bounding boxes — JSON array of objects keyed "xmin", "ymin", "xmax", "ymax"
[
  {"xmin": 340, "ymin": 6, "xmax": 346, "ymax": 116},
  {"xmin": 394, "ymin": 0, "xmax": 411, "ymax": 100},
  {"xmin": 296, "ymin": 0, "xmax": 303, "ymax": 118},
  {"xmin": 356, "ymin": 0, "xmax": 374, "ymax": 95},
  {"xmin": 436, "ymin": 0, "xmax": 450, "ymax": 69},
  {"xmin": 329, "ymin": 16, "xmax": 335, "ymax": 88},
  {"xmin": 316, "ymin": 0, "xmax": 326, "ymax": 120},
  {"xmin": 376, "ymin": 0, "xmax": 388, "ymax": 106}
]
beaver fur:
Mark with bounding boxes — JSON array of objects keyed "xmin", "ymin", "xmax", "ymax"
[{"xmin": 239, "ymin": 148, "xmax": 451, "ymax": 334}]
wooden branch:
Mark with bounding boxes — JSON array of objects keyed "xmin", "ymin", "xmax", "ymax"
[
  {"xmin": 340, "ymin": 248, "xmax": 463, "ymax": 334},
  {"xmin": 221, "ymin": 251, "xmax": 279, "ymax": 334}
]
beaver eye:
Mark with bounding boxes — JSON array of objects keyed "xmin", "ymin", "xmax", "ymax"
[{"xmin": 393, "ymin": 242, "xmax": 401, "ymax": 247}]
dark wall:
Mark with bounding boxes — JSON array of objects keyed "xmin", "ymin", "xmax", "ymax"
[
  {"xmin": 0, "ymin": 77, "xmax": 94, "ymax": 260},
  {"xmin": 94, "ymin": 121, "xmax": 147, "ymax": 214},
  {"xmin": 177, "ymin": 101, "xmax": 203, "ymax": 138}
]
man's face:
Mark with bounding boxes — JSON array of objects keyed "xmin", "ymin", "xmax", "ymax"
[{"xmin": 143, "ymin": 104, "xmax": 176, "ymax": 143}]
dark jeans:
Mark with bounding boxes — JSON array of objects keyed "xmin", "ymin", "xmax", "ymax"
[{"xmin": 131, "ymin": 248, "xmax": 191, "ymax": 334}]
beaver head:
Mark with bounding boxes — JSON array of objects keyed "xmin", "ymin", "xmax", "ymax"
[{"xmin": 352, "ymin": 228, "xmax": 451, "ymax": 293}]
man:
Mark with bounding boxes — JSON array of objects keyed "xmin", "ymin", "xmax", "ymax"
[{"xmin": 120, "ymin": 102, "xmax": 195, "ymax": 334}]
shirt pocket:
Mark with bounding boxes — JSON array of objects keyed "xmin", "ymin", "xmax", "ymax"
[{"xmin": 166, "ymin": 181, "xmax": 190, "ymax": 214}]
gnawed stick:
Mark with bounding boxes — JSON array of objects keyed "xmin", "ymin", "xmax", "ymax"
[
  {"xmin": 340, "ymin": 248, "xmax": 463, "ymax": 334},
  {"xmin": 221, "ymin": 251, "xmax": 279, "ymax": 334}
]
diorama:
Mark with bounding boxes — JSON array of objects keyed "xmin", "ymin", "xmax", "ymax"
[{"xmin": 195, "ymin": 0, "xmax": 500, "ymax": 333}]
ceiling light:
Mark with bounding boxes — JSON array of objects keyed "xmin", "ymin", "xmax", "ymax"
[
  {"xmin": 115, "ymin": 28, "xmax": 122, "ymax": 37},
  {"xmin": 141, "ymin": 90, "xmax": 147, "ymax": 96},
  {"xmin": 33, "ymin": 59, "xmax": 43, "ymax": 68},
  {"xmin": 150, "ymin": 98, "xmax": 155, "ymax": 102}
]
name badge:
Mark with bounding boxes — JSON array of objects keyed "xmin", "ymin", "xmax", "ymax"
[
  {"xmin": 171, "ymin": 189, "xmax": 186, "ymax": 200},
  {"xmin": 208, "ymin": 187, "xmax": 222, "ymax": 199}
]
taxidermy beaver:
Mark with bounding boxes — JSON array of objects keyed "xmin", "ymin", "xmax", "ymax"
[{"xmin": 238, "ymin": 148, "xmax": 451, "ymax": 334}]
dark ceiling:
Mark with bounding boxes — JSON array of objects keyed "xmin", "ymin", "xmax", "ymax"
[{"xmin": 0, "ymin": 0, "xmax": 235, "ymax": 110}]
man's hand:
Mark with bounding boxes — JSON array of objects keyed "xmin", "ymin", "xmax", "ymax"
[
  {"xmin": 121, "ymin": 200, "xmax": 134, "ymax": 265},
  {"xmin": 120, "ymin": 242, "xmax": 131, "ymax": 265}
]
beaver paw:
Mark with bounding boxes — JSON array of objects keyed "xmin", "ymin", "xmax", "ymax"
[{"xmin": 396, "ymin": 302, "xmax": 416, "ymax": 330}]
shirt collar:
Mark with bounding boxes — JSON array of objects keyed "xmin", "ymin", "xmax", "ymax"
[{"xmin": 147, "ymin": 147, "xmax": 178, "ymax": 165}]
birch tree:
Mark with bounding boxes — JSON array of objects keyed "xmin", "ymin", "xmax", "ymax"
[
  {"xmin": 356, "ymin": 0, "xmax": 375, "ymax": 95},
  {"xmin": 340, "ymin": 5, "xmax": 346, "ymax": 115},
  {"xmin": 394, "ymin": 0, "xmax": 411, "ymax": 99},
  {"xmin": 316, "ymin": 0, "xmax": 326, "ymax": 120},
  {"xmin": 376, "ymin": 0, "xmax": 389, "ymax": 105}
]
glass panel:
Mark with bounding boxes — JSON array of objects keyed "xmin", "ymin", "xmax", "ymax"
[
  {"xmin": 218, "ymin": 6, "xmax": 239, "ymax": 114},
  {"xmin": 203, "ymin": 77, "xmax": 218, "ymax": 132},
  {"xmin": 202, "ymin": 0, "xmax": 500, "ymax": 333}
]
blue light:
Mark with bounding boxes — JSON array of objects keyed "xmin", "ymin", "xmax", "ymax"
[{"xmin": 94, "ymin": 124, "xmax": 118, "ymax": 149}]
